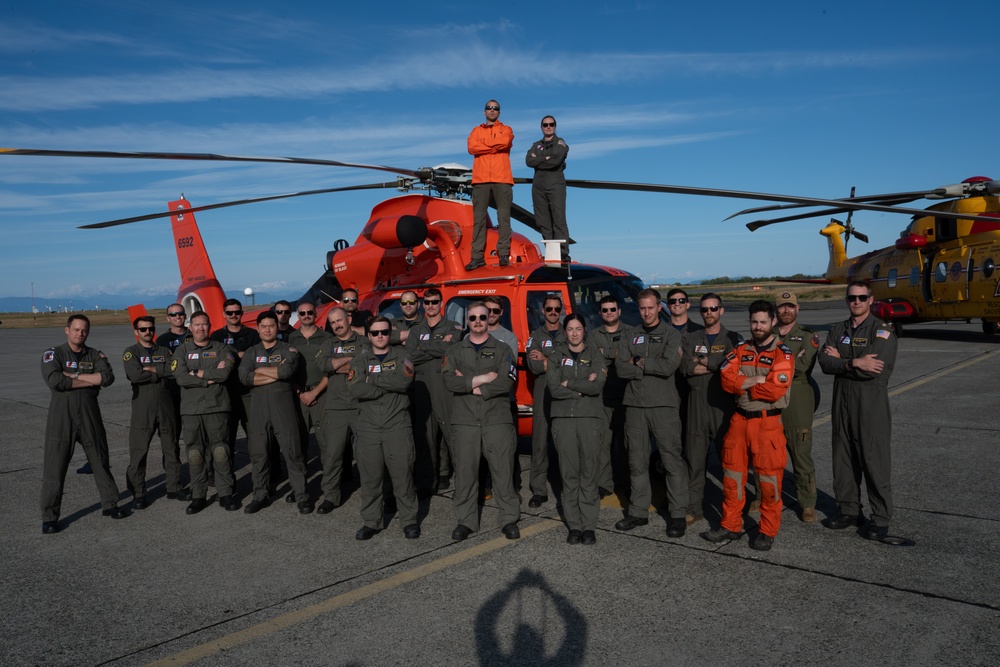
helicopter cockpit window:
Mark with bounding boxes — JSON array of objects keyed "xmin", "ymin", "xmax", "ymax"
[
  {"xmin": 935, "ymin": 217, "xmax": 957, "ymax": 243},
  {"xmin": 445, "ymin": 296, "xmax": 512, "ymax": 332},
  {"xmin": 935, "ymin": 262, "xmax": 948, "ymax": 283}
]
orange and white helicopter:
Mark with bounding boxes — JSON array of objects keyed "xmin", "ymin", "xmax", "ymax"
[
  {"xmin": 5, "ymin": 147, "xmax": 1000, "ymax": 433},
  {"xmin": 732, "ymin": 176, "xmax": 1000, "ymax": 335}
]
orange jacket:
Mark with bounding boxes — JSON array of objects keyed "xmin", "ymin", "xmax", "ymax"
[
  {"xmin": 720, "ymin": 337, "xmax": 793, "ymax": 410},
  {"xmin": 468, "ymin": 121, "xmax": 514, "ymax": 184}
]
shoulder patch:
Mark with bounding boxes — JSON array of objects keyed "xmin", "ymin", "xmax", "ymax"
[
  {"xmin": 404, "ymin": 358, "xmax": 414, "ymax": 377},
  {"xmin": 347, "ymin": 368, "xmax": 356, "ymax": 381},
  {"xmin": 811, "ymin": 333, "xmax": 820, "ymax": 348},
  {"xmin": 43, "ymin": 350, "xmax": 55, "ymax": 363},
  {"xmin": 123, "ymin": 351, "xmax": 133, "ymax": 362},
  {"xmin": 876, "ymin": 328, "xmax": 892, "ymax": 340},
  {"xmin": 170, "ymin": 359, "xmax": 178, "ymax": 372}
]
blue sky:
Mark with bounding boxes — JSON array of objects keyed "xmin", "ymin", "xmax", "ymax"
[{"xmin": 2, "ymin": 0, "xmax": 998, "ymax": 302}]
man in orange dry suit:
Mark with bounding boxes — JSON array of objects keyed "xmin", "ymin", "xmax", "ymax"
[
  {"xmin": 702, "ymin": 299, "xmax": 793, "ymax": 552},
  {"xmin": 466, "ymin": 99, "xmax": 514, "ymax": 269}
]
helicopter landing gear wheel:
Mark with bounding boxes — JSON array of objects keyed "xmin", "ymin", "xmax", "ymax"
[{"xmin": 982, "ymin": 320, "xmax": 998, "ymax": 335}]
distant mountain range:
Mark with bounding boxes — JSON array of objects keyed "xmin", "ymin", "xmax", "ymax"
[{"xmin": 0, "ymin": 289, "xmax": 288, "ymax": 313}]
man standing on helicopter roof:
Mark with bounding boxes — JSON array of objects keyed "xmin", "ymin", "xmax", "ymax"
[{"xmin": 466, "ymin": 99, "xmax": 514, "ymax": 270}]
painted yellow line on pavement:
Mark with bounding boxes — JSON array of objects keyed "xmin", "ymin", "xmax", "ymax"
[
  {"xmin": 145, "ymin": 518, "xmax": 561, "ymax": 667},
  {"xmin": 812, "ymin": 348, "xmax": 1000, "ymax": 428}
]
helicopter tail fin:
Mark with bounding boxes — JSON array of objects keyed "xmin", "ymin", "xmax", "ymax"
[
  {"xmin": 169, "ymin": 198, "xmax": 227, "ymax": 323},
  {"xmin": 820, "ymin": 220, "xmax": 848, "ymax": 276}
]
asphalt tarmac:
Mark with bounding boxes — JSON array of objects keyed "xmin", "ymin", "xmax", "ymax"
[{"xmin": 2, "ymin": 305, "xmax": 999, "ymax": 666}]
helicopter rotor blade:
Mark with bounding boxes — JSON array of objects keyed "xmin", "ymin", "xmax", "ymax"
[
  {"xmin": 852, "ymin": 230, "xmax": 870, "ymax": 244},
  {"xmin": 0, "ymin": 147, "xmax": 424, "ymax": 179},
  {"xmin": 78, "ymin": 181, "xmax": 402, "ymax": 229},
  {"xmin": 564, "ymin": 178, "xmax": 1000, "ymax": 224},
  {"xmin": 723, "ymin": 191, "xmax": 931, "ymax": 220}
]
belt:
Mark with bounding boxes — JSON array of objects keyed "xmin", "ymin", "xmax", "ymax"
[{"xmin": 736, "ymin": 407, "xmax": 782, "ymax": 419}]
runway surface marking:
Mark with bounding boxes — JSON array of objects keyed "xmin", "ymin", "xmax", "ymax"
[
  {"xmin": 811, "ymin": 347, "xmax": 1000, "ymax": 428},
  {"xmin": 143, "ymin": 518, "xmax": 561, "ymax": 667}
]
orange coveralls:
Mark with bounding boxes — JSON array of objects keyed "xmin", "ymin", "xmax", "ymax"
[{"xmin": 719, "ymin": 339, "xmax": 793, "ymax": 537}]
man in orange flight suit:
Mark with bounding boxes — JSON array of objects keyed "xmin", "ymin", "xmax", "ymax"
[
  {"xmin": 466, "ymin": 99, "xmax": 514, "ymax": 269},
  {"xmin": 702, "ymin": 300, "xmax": 793, "ymax": 551}
]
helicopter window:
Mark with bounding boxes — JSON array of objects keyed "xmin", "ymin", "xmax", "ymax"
[
  {"xmin": 871, "ymin": 264, "xmax": 880, "ymax": 280},
  {"xmin": 983, "ymin": 258, "xmax": 996, "ymax": 279},
  {"xmin": 887, "ymin": 269, "xmax": 897, "ymax": 289},
  {"xmin": 935, "ymin": 262, "xmax": 948, "ymax": 283},
  {"xmin": 936, "ymin": 217, "xmax": 957, "ymax": 243},
  {"xmin": 445, "ymin": 296, "xmax": 513, "ymax": 332},
  {"xmin": 563, "ymin": 277, "xmax": 645, "ymax": 331},
  {"xmin": 909, "ymin": 267, "xmax": 920, "ymax": 286}
]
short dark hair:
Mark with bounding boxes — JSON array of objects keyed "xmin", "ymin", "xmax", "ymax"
[
  {"xmin": 700, "ymin": 292, "xmax": 722, "ymax": 305},
  {"xmin": 599, "ymin": 295, "xmax": 618, "ymax": 307},
  {"xmin": 133, "ymin": 316, "xmax": 155, "ymax": 329},
  {"xmin": 563, "ymin": 313, "xmax": 586, "ymax": 331},
  {"xmin": 257, "ymin": 311, "xmax": 277, "ymax": 326},
  {"xmin": 543, "ymin": 294, "xmax": 562, "ymax": 307},
  {"xmin": 424, "ymin": 287, "xmax": 443, "ymax": 301},
  {"xmin": 365, "ymin": 315, "xmax": 392, "ymax": 335},
  {"xmin": 342, "ymin": 288, "xmax": 359, "ymax": 297},
  {"xmin": 748, "ymin": 299, "xmax": 775, "ymax": 319},
  {"xmin": 483, "ymin": 295, "xmax": 503, "ymax": 309},
  {"xmin": 846, "ymin": 280, "xmax": 871, "ymax": 295},
  {"xmin": 275, "ymin": 300, "xmax": 291, "ymax": 309},
  {"xmin": 638, "ymin": 288, "xmax": 662, "ymax": 303},
  {"xmin": 666, "ymin": 288, "xmax": 687, "ymax": 300},
  {"xmin": 223, "ymin": 298, "xmax": 242, "ymax": 309},
  {"xmin": 67, "ymin": 313, "xmax": 90, "ymax": 327},
  {"xmin": 190, "ymin": 311, "xmax": 210, "ymax": 325},
  {"xmin": 541, "ymin": 115, "xmax": 556, "ymax": 126}
]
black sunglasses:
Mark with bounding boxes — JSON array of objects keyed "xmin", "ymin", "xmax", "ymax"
[
  {"xmin": 468, "ymin": 314, "xmax": 488, "ymax": 322},
  {"xmin": 601, "ymin": 307, "xmax": 618, "ymax": 313},
  {"xmin": 224, "ymin": 310, "xmax": 242, "ymax": 316},
  {"xmin": 485, "ymin": 105, "xmax": 500, "ymax": 111},
  {"xmin": 400, "ymin": 300, "xmax": 418, "ymax": 306},
  {"xmin": 298, "ymin": 310, "xmax": 315, "ymax": 316},
  {"xmin": 667, "ymin": 298, "xmax": 688, "ymax": 305},
  {"xmin": 167, "ymin": 312, "xmax": 185, "ymax": 317},
  {"xmin": 544, "ymin": 306, "xmax": 562, "ymax": 313},
  {"xmin": 542, "ymin": 122, "xmax": 556, "ymax": 128},
  {"xmin": 700, "ymin": 306, "xmax": 721, "ymax": 313},
  {"xmin": 423, "ymin": 299, "xmax": 441, "ymax": 305},
  {"xmin": 136, "ymin": 326, "xmax": 155, "ymax": 333},
  {"xmin": 368, "ymin": 329, "xmax": 391, "ymax": 337},
  {"xmin": 846, "ymin": 294, "xmax": 870, "ymax": 303}
]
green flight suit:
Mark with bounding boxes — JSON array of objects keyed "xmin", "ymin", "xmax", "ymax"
[
  {"xmin": 679, "ymin": 326, "xmax": 742, "ymax": 517},
  {"xmin": 587, "ymin": 324, "xmax": 632, "ymax": 492},
  {"xmin": 288, "ymin": 327, "xmax": 332, "ymax": 463},
  {"xmin": 819, "ymin": 314, "xmax": 897, "ymax": 528},
  {"xmin": 238, "ymin": 340, "xmax": 308, "ymax": 503},
  {"xmin": 778, "ymin": 322, "xmax": 820, "ymax": 509},
  {"xmin": 443, "ymin": 336, "xmax": 521, "ymax": 532},
  {"xmin": 123, "ymin": 342, "xmax": 184, "ymax": 497},
  {"xmin": 616, "ymin": 322, "xmax": 686, "ymax": 520},
  {"xmin": 346, "ymin": 346, "xmax": 418, "ymax": 530},
  {"xmin": 546, "ymin": 343, "xmax": 608, "ymax": 532},
  {"xmin": 40, "ymin": 343, "xmax": 120, "ymax": 521},
  {"xmin": 316, "ymin": 332, "xmax": 369, "ymax": 505},
  {"xmin": 172, "ymin": 340, "xmax": 236, "ymax": 499},
  {"xmin": 526, "ymin": 324, "xmax": 567, "ymax": 497}
]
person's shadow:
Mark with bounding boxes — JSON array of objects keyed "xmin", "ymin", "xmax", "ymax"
[{"xmin": 475, "ymin": 569, "xmax": 587, "ymax": 666}]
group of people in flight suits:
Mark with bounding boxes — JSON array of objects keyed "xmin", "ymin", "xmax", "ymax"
[{"xmin": 40, "ymin": 281, "xmax": 897, "ymax": 550}]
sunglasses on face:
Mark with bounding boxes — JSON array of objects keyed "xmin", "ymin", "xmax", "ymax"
[
  {"xmin": 298, "ymin": 310, "xmax": 315, "ymax": 316},
  {"xmin": 667, "ymin": 298, "xmax": 688, "ymax": 305},
  {"xmin": 225, "ymin": 310, "xmax": 242, "ymax": 316},
  {"xmin": 487, "ymin": 307, "xmax": 502, "ymax": 314},
  {"xmin": 601, "ymin": 307, "xmax": 618, "ymax": 313},
  {"xmin": 368, "ymin": 329, "xmax": 390, "ymax": 337},
  {"xmin": 468, "ymin": 314, "xmax": 488, "ymax": 322},
  {"xmin": 423, "ymin": 299, "xmax": 441, "ymax": 305},
  {"xmin": 846, "ymin": 294, "xmax": 870, "ymax": 303},
  {"xmin": 544, "ymin": 306, "xmax": 562, "ymax": 313},
  {"xmin": 342, "ymin": 297, "xmax": 358, "ymax": 303},
  {"xmin": 167, "ymin": 312, "xmax": 185, "ymax": 317},
  {"xmin": 274, "ymin": 309, "xmax": 290, "ymax": 315},
  {"xmin": 400, "ymin": 300, "xmax": 417, "ymax": 306},
  {"xmin": 700, "ymin": 306, "xmax": 721, "ymax": 313},
  {"xmin": 136, "ymin": 326, "xmax": 155, "ymax": 333},
  {"xmin": 542, "ymin": 122, "xmax": 555, "ymax": 128},
  {"xmin": 485, "ymin": 105, "xmax": 500, "ymax": 111}
]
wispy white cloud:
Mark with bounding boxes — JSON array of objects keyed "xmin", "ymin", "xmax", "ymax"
[{"xmin": 0, "ymin": 45, "xmax": 947, "ymax": 112}]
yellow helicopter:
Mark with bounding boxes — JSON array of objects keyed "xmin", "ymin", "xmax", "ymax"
[{"xmin": 733, "ymin": 176, "xmax": 1000, "ymax": 335}]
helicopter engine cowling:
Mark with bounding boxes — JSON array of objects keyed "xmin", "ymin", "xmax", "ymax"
[{"xmin": 361, "ymin": 214, "xmax": 428, "ymax": 249}]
